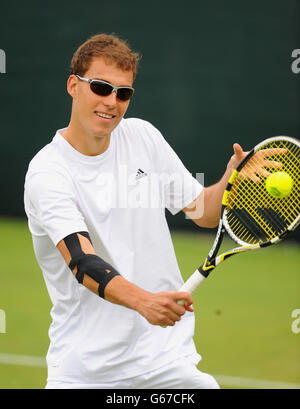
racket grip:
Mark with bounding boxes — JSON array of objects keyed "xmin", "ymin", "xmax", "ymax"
[
  {"xmin": 161, "ymin": 270, "xmax": 206, "ymax": 328},
  {"xmin": 178, "ymin": 269, "xmax": 206, "ymax": 295}
]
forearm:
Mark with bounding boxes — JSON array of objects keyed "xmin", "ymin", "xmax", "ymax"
[
  {"xmin": 107, "ymin": 274, "xmax": 197, "ymax": 327},
  {"xmin": 104, "ymin": 275, "xmax": 150, "ymax": 312},
  {"xmin": 58, "ymin": 232, "xmax": 194, "ymax": 326},
  {"xmin": 202, "ymin": 164, "xmax": 234, "ymax": 226},
  {"xmin": 184, "ymin": 164, "xmax": 233, "ymax": 228},
  {"xmin": 184, "ymin": 144, "xmax": 247, "ymax": 228}
]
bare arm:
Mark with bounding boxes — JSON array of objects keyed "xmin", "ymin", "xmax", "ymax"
[
  {"xmin": 57, "ymin": 232, "xmax": 194, "ymax": 327},
  {"xmin": 182, "ymin": 143, "xmax": 247, "ymax": 227}
]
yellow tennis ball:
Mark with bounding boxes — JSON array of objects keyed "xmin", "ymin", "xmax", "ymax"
[{"xmin": 265, "ymin": 171, "xmax": 293, "ymax": 198}]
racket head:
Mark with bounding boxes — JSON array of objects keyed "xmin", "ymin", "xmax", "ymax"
[{"xmin": 222, "ymin": 136, "xmax": 300, "ymax": 247}]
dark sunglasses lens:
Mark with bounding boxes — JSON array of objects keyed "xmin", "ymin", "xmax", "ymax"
[
  {"xmin": 117, "ymin": 88, "xmax": 134, "ymax": 101},
  {"xmin": 90, "ymin": 81, "xmax": 112, "ymax": 96},
  {"xmin": 90, "ymin": 81, "xmax": 133, "ymax": 101}
]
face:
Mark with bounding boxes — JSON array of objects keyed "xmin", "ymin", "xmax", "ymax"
[{"xmin": 68, "ymin": 57, "xmax": 134, "ymax": 139}]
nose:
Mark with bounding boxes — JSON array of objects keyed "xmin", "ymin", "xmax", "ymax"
[{"xmin": 103, "ymin": 90, "xmax": 118, "ymax": 106}]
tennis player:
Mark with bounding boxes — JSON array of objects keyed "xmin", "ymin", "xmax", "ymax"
[{"xmin": 24, "ymin": 34, "xmax": 249, "ymax": 389}]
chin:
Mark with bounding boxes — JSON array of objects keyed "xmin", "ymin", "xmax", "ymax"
[
  {"xmin": 89, "ymin": 127, "xmax": 110, "ymax": 139},
  {"xmin": 93, "ymin": 132, "xmax": 109, "ymax": 139}
]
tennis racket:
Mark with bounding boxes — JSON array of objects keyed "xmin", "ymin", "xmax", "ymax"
[{"xmin": 178, "ymin": 135, "xmax": 300, "ymax": 299}]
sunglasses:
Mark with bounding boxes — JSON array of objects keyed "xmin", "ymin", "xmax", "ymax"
[{"xmin": 76, "ymin": 75, "xmax": 135, "ymax": 101}]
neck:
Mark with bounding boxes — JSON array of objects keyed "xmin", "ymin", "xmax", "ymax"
[{"xmin": 62, "ymin": 120, "xmax": 111, "ymax": 156}]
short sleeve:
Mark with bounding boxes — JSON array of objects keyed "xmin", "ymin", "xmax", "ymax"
[
  {"xmin": 24, "ymin": 171, "xmax": 88, "ymax": 246},
  {"xmin": 147, "ymin": 123, "xmax": 203, "ymax": 215}
]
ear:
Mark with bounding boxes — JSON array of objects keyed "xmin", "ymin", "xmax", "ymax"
[{"xmin": 67, "ymin": 75, "xmax": 78, "ymax": 98}]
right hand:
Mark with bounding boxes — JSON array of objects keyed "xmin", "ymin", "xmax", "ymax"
[{"xmin": 136, "ymin": 291, "xmax": 194, "ymax": 327}]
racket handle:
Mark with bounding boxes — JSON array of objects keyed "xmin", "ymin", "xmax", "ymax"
[
  {"xmin": 161, "ymin": 270, "xmax": 206, "ymax": 328},
  {"xmin": 175, "ymin": 269, "xmax": 206, "ymax": 307},
  {"xmin": 179, "ymin": 269, "xmax": 206, "ymax": 295}
]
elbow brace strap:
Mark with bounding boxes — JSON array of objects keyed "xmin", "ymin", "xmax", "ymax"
[{"xmin": 64, "ymin": 232, "xmax": 121, "ymax": 298}]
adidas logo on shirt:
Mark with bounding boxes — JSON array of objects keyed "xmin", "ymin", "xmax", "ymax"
[{"xmin": 135, "ymin": 168, "xmax": 147, "ymax": 180}]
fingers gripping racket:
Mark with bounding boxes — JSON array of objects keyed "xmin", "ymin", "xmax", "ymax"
[{"xmin": 179, "ymin": 136, "xmax": 300, "ymax": 299}]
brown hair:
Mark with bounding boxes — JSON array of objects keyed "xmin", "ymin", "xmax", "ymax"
[{"xmin": 70, "ymin": 33, "xmax": 141, "ymax": 80}]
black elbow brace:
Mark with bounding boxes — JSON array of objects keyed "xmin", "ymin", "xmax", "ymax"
[{"xmin": 64, "ymin": 232, "xmax": 120, "ymax": 298}]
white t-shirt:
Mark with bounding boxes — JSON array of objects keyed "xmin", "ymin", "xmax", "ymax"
[{"xmin": 24, "ymin": 118, "xmax": 203, "ymax": 385}]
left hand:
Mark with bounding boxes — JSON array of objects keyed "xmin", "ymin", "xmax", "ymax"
[
  {"xmin": 226, "ymin": 143, "xmax": 248, "ymax": 174},
  {"xmin": 227, "ymin": 143, "xmax": 286, "ymax": 183}
]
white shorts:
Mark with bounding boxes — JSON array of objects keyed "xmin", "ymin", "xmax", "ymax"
[{"xmin": 46, "ymin": 356, "xmax": 219, "ymax": 389}]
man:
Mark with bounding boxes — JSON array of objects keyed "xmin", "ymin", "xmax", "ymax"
[{"xmin": 24, "ymin": 33, "xmax": 248, "ymax": 389}]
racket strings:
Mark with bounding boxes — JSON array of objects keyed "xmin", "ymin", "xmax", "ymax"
[
  {"xmin": 226, "ymin": 139, "xmax": 300, "ymax": 244},
  {"xmin": 235, "ymin": 142, "xmax": 299, "ymax": 237}
]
